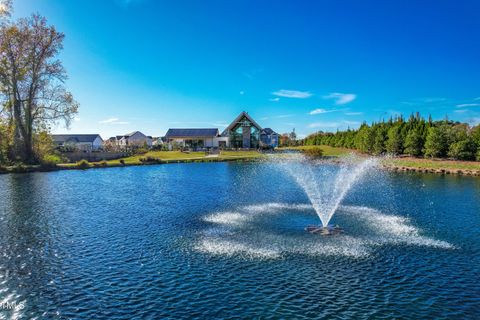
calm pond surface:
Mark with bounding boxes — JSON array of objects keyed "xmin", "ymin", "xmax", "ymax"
[{"xmin": 0, "ymin": 161, "xmax": 479, "ymax": 319}]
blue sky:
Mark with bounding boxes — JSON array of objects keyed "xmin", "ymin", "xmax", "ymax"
[{"xmin": 13, "ymin": 0, "xmax": 480, "ymax": 139}]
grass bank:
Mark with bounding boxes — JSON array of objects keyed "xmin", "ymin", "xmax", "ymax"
[
  {"xmin": 279, "ymin": 145, "xmax": 480, "ymax": 176},
  {"xmin": 57, "ymin": 150, "xmax": 264, "ymax": 170}
]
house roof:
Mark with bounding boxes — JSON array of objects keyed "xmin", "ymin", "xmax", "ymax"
[
  {"xmin": 124, "ymin": 131, "xmax": 141, "ymax": 137},
  {"xmin": 222, "ymin": 111, "xmax": 262, "ymax": 136},
  {"xmin": 261, "ymin": 128, "xmax": 278, "ymax": 135},
  {"xmin": 52, "ymin": 134, "xmax": 102, "ymax": 144},
  {"xmin": 165, "ymin": 128, "xmax": 219, "ymax": 138}
]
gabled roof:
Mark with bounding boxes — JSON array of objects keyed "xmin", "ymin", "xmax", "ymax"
[
  {"xmin": 124, "ymin": 131, "xmax": 142, "ymax": 137},
  {"xmin": 165, "ymin": 128, "xmax": 219, "ymax": 138},
  {"xmin": 222, "ymin": 111, "xmax": 262, "ymax": 136},
  {"xmin": 116, "ymin": 131, "xmax": 146, "ymax": 140},
  {"xmin": 52, "ymin": 134, "xmax": 102, "ymax": 144},
  {"xmin": 260, "ymin": 128, "xmax": 278, "ymax": 135}
]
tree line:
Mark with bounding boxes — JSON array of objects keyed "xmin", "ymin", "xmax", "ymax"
[
  {"xmin": 302, "ymin": 113, "xmax": 480, "ymax": 161},
  {"xmin": 0, "ymin": 1, "xmax": 78, "ymax": 165}
]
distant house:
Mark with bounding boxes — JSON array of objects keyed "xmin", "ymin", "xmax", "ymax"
[
  {"xmin": 114, "ymin": 131, "xmax": 153, "ymax": 149},
  {"xmin": 260, "ymin": 128, "xmax": 279, "ymax": 148},
  {"xmin": 163, "ymin": 111, "xmax": 279, "ymax": 149},
  {"xmin": 165, "ymin": 128, "xmax": 226, "ymax": 149},
  {"xmin": 52, "ymin": 134, "xmax": 103, "ymax": 151}
]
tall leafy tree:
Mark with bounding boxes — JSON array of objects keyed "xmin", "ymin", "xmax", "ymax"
[{"xmin": 0, "ymin": 13, "xmax": 78, "ymax": 163}]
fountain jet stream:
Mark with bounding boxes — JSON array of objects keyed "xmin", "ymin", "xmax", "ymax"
[{"xmin": 277, "ymin": 154, "xmax": 378, "ymax": 227}]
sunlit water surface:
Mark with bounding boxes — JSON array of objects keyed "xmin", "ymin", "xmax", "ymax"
[{"xmin": 0, "ymin": 162, "xmax": 479, "ymax": 319}]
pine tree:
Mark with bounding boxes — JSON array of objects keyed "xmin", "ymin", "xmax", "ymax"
[
  {"xmin": 424, "ymin": 125, "xmax": 449, "ymax": 158},
  {"xmin": 404, "ymin": 129, "xmax": 424, "ymax": 157},
  {"xmin": 386, "ymin": 126, "xmax": 404, "ymax": 155}
]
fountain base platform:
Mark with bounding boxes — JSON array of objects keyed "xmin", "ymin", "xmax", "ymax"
[{"xmin": 305, "ymin": 225, "xmax": 344, "ymax": 235}]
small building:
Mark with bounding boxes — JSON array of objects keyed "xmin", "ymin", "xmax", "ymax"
[
  {"xmin": 164, "ymin": 111, "xmax": 278, "ymax": 149},
  {"xmin": 260, "ymin": 128, "xmax": 279, "ymax": 148},
  {"xmin": 52, "ymin": 134, "xmax": 104, "ymax": 151},
  {"xmin": 165, "ymin": 128, "xmax": 225, "ymax": 149},
  {"xmin": 114, "ymin": 131, "xmax": 153, "ymax": 149}
]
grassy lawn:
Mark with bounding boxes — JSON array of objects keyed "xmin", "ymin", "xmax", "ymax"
[
  {"xmin": 384, "ymin": 157, "xmax": 480, "ymax": 171},
  {"xmin": 58, "ymin": 150, "xmax": 264, "ymax": 168}
]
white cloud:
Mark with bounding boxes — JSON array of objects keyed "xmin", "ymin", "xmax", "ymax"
[
  {"xmin": 99, "ymin": 118, "xmax": 129, "ymax": 125},
  {"xmin": 269, "ymin": 97, "xmax": 280, "ymax": 102},
  {"xmin": 275, "ymin": 114, "xmax": 294, "ymax": 118},
  {"xmin": 454, "ymin": 109, "xmax": 469, "ymax": 113},
  {"xmin": 344, "ymin": 111, "xmax": 363, "ymax": 116},
  {"xmin": 308, "ymin": 120, "xmax": 360, "ymax": 129},
  {"xmin": 456, "ymin": 103, "xmax": 480, "ymax": 108},
  {"xmin": 308, "ymin": 122, "xmax": 340, "ymax": 128},
  {"xmin": 272, "ymin": 89, "xmax": 312, "ymax": 99},
  {"xmin": 323, "ymin": 92, "xmax": 356, "ymax": 105},
  {"xmin": 474, "ymin": 97, "xmax": 480, "ymax": 101},
  {"xmin": 74, "ymin": 117, "xmax": 81, "ymax": 122},
  {"xmin": 309, "ymin": 108, "xmax": 339, "ymax": 115},
  {"xmin": 343, "ymin": 120, "xmax": 361, "ymax": 126}
]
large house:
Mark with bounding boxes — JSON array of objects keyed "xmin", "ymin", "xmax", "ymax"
[
  {"xmin": 164, "ymin": 111, "xmax": 278, "ymax": 149},
  {"xmin": 52, "ymin": 134, "xmax": 104, "ymax": 151},
  {"xmin": 108, "ymin": 131, "xmax": 153, "ymax": 149}
]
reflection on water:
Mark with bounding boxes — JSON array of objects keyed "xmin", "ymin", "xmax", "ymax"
[{"xmin": 0, "ymin": 162, "xmax": 479, "ymax": 319}]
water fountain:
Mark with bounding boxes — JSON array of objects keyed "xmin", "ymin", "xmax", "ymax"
[{"xmin": 277, "ymin": 154, "xmax": 378, "ymax": 235}]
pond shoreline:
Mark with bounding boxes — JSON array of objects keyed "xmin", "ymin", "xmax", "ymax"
[
  {"xmin": 2, "ymin": 152, "xmax": 480, "ymax": 177},
  {"xmin": 0, "ymin": 156, "xmax": 263, "ymax": 175}
]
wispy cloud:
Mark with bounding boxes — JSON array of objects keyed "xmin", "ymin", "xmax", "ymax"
[
  {"xmin": 401, "ymin": 97, "xmax": 447, "ymax": 106},
  {"xmin": 239, "ymin": 91, "xmax": 245, "ymax": 95},
  {"xmin": 242, "ymin": 68, "xmax": 263, "ymax": 80},
  {"xmin": 99, "ymin": 117, "xmax": 129, "ymax": 125},
  {"xmin": 308, "ymin": 120, "xmax": 360, "ymax": 129},
  {"xmin": 272, "ymin": 89, "xmax": 312, "ymax": 99},
  {"xmin": 344, "ymin": 111, "xmax": 363, "ymax": 116},
  {"xmin": 308, "ymin": 108, "xmax": 340, "ymax": 115},
  {"xmin": 456, "ymin": 103, "xmax": 480, "ymax": 108},
  {"xmin": 269, "ymin": 97, "xmax": 280, "ymax": 102},
  {"xmin": 260, "ymin": 114, "xmax": 295, "ymax": 121},
  {"xmin": 454, "ymin": 109, "xmax": 469, "ymax": 113},
  {"xmin": 323, "ymin": 92, "xmax": 356, "ymax": 105},
  {"xmin": 474, "ymin": 97, "xmax": 480, "ymax": 101},
  {"xmin": 308, "ymin": 122, "xmax": 340, "ymax": 128}
]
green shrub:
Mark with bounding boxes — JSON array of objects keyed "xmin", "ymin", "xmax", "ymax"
[
  {"xmin": 302, "ymin": 147, "xmax": 324, "ymax": 158},
  {"xmin": 40, "ymin": 154, "xmax": 62, "ymax": 168},
  {"xmin": 119, "ymin": 159, "xmax": 125, "ymax": 165},
  {"xmin": 76, "ymin": 159, "xmax": 90, "ymax": 169}
]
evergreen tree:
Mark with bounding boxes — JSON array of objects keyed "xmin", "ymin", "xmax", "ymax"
[
  {"xmin": 372, "ymin": 125, "xmax": 387, "ymax": 155},
  {"xmin": 404, "ymin": 129, "xmax": 424, "ymax": 157},
  {"xmin": 386, "ymin": 126, "xmax": 404, "ymax": 155},
  {"xmin": 424, "ymin": 125, "xmax": 449, "ymax": 158},
  {"xmin": 448, "ymin": 138, "xmax": 476, "ymax": 160}
]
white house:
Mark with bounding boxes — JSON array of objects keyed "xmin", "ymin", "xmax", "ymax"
[
  {"xmin": 115, "ymin": 131, "xmax": 153, "ymax": 148},
  {"xmin": 52, "ymin": 134, "xmax": 104, "ymax": 151}
]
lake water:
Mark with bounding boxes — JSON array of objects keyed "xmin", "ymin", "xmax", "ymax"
[{"xmin": 0, "ymin": 162, "xmax": 479, "ymax": 319}]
